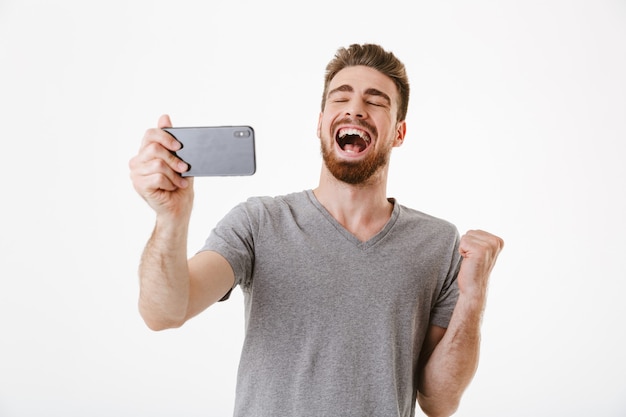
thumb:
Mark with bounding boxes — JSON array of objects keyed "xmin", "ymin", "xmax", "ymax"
[{"xmin": 158, "ymin": 114, "xmax": 172, "ymax": 129}]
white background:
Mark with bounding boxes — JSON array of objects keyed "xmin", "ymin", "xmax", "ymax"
[{"xmin": 1, "ymin": 1, "xmax": 625, "ymax": 416}]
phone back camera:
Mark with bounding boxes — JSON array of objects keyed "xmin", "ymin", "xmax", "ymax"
[{"xmin": 234, "ymin": 130, "xmax": 251, "ymax": 138}]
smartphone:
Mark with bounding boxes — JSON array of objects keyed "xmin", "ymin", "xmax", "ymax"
[{"xmin": 163, "ymin": 126, "xmax": 256, "ymax": 177}]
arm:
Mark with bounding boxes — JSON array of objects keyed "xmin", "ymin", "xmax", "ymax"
[
  {"xmin": 130, "ymin": 115, "xmax": 234, "ymax": 331},
  {"xmin": 137, "ymin": 221, "xmax": 235, "ymax": 331},
  {"xmin": 417, "ymin": 230, "xmax": 504, "ymax": 417}
]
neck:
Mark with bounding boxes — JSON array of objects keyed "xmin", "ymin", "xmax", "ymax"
[{"xmin": 313, "ymin": 165, "xmax": 393, "ymax": 241}]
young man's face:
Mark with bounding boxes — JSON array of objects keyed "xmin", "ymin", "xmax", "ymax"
[{"xmin": 317, "ymin": 65, "xmax": 406, "ymax": 185}]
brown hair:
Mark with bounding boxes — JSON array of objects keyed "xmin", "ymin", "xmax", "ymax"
[{"xmin": 321, "ymin": 44, "xmax": 410, "ymax": 122}]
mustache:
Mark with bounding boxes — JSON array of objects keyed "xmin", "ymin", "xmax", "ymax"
[{"xmin": 331, "ymin": 117, "xmax": 377, "ymax": 138}]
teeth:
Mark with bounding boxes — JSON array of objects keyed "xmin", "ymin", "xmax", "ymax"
[{"xmin": 338, "ymin": 128, "xmax": 371, "ymax": 144}]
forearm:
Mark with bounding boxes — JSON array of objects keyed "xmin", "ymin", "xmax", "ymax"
[
  {"xmin": 138, "ymin": 215, "xmax": 191, "ymax": 330},
  {"xmin": 417, "ymin": 229, "xmax": 503, "ymax": 416},
  {"xmin": 417, "ymin": 296, "xmax": 484, "ymax": 417}
]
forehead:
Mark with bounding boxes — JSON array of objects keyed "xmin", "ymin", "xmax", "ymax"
[{"xmin": 328, "ymin": 65, "xmax": 398, "ymax": 99}]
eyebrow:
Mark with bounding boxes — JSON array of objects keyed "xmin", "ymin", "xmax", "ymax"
[{"xmin": 328, "ymin": 84, "xmax": 391, "ymax": 105}]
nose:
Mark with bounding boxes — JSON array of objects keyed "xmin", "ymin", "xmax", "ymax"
[{"xmin": 345, "ymin": 99, "xmax": 366, "ymax": 119}]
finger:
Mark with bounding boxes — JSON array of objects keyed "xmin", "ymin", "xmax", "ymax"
[
  {"xmin": 463, "ymin": 230, "xmax": 504, "ymax": 249},
  {"xmin": 158, "ymin": 114, "xmax": 172, "ymax": 129},
  {"xmin": 139, "ymin": 116, "xmax": 181, "ymax": 153},
  {"xmin": 131, "ymin": 155, "xmax": 189, "ymax": 189},
  {"xmin": 145, "ymin": 170, "xmax": 191, "ymax": 192},
  {"xmin": 130, "ymin": 144, "xmax": 188, "ymax": 197},
  {"xmin": 143, "ymin": 171, "xmax": 182, "ymax": 193},
  {"xmin": 140, "ymin": 141, "xmax": 188, "ymax": 173},
  {"xmin": 459, "ymin": 230, "xmax": 504, "ymax": 259},
  {"xmin": 131, "ymin": 170, "xmax": 177, "ymax": 195},
  {"xmin": 131, "ymin": 169, "xmax": 189, "ymax": 205}
]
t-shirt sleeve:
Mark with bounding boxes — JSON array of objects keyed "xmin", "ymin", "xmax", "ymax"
[
  {"xmin": 428, "ymin": 229, "xmax": 462, "ymax": 328},
  {"xmin": 199, "ymin": 201, "xmax": 256, "ymax": 301}
]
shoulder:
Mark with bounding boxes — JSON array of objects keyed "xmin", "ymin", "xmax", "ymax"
[
  {"xmin": 212, "ymin": 191, "xmax": 310, "ymax": 239},
  {"xmin": 394, "ymin": 201, "xmax": 459, "ymax": 240},
  {"xmin": 232, "ymin": 190, "xmax": 311, "ymax": 219},
  {"xmin": 240, "ymin": 190, "xmax": 309, "ymax": 209}
]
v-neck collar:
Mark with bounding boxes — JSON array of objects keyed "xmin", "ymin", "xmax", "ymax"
[{"xmin": 304, "ymin": 189, "xmax": 400, "ymax": 250}]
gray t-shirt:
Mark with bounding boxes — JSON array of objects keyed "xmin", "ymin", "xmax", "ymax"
[{"xmin": 202, "ymin": 190, "xmax": 461, "ymax": 417}]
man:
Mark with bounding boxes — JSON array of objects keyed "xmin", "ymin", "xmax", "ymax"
[{"xmin": 129, "ymin": 43, "xmax": 504, "ymax": 417}]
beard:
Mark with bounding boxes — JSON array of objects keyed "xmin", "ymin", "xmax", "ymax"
[{"xmin": 320, "ymin": 134, "xmax": 392, "ymax": 185}]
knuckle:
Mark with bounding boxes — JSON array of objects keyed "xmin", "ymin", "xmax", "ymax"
[
  {"xmin": 144, "ymin": 141, "xmax": 161, "ymax": 155},
  {"xmin": 144, "ymin": 172, "xmax": 171, "ymax": 193},
  {"xmin": 141, "ymin": 128, "xmax": 158, "ymax": 147},
  {"xmin": 167, "ymin": 150, "xmax": 180, "ymax": 164},
  {"xmin": 149, "ymin": 157, "xmax": 168, "ymax": 172}
]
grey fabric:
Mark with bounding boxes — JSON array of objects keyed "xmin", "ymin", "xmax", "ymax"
[{"xmin": 201, "ymin": 190, "xmax": 461, "ymax": 417}]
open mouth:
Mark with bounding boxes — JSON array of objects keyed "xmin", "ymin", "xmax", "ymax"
[{"xmin": 336, "ymin": 127, "xmax": 372, "ymax": 154}]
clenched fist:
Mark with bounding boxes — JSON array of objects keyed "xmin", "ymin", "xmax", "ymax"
[
  {"xmin": 129, "ymin": 114, "xmax": 195, "ymax": 219},
  {"xmin": 457, "ymin": 230, "xmax": 504, "ymax": 301}
]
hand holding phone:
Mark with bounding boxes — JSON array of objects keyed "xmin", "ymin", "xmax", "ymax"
[{"xmin": 163, "ymin": 126, "xmax": 256, "ymax": 177}]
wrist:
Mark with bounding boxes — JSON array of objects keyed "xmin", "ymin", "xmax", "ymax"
[
  {"xmin": 154, "ymin": 213, "xmax": 190, "ymax": 243},
  {"xmin": 454, "ymin": 292, "xmax": 487, "ymax": 326}
]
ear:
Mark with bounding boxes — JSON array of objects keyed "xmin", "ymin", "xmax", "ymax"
[
  {"xmin": 316, "ymin": 112, "xmax": 324, "ymax": 138},
  {"xmin": 393, "ymin": 120, "xmax": 407, "ymax": 147}
]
